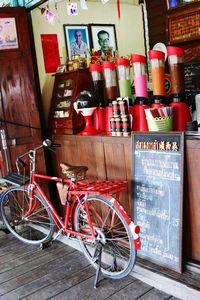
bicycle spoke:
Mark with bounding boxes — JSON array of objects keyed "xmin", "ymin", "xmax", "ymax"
[
  {"xmin": 1, "ymin": 187, "xmax": 54, "ymax": 245},
  {"xmin": 75, "ymin": 195, "xmax": 136, "ymax": 279}
]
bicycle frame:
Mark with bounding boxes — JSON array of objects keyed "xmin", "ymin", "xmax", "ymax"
[{"xmin": 26, "ymin": 173, "xmax": 96, "ymax": 240}]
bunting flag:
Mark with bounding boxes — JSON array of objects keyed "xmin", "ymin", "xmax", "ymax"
[
  {"xmin": 80, "ymin": 0, "xmax": 88, "ymax": 10},
  {"xmin": 117, "ymin": 0, "xmax": 120, "ymax": 18}
]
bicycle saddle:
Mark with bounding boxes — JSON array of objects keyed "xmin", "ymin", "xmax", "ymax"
[{"xmin": 60, "ymin": 162, "xmax": 88, "ymax": 180}]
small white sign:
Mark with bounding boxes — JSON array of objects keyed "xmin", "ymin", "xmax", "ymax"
[
  {"xmin": 80, "ymin": 0, "xmax": 88, "ymax": 10},
  {"xmin": 67, "ymin": 3, "xmax": 78, "ymax": 16}
]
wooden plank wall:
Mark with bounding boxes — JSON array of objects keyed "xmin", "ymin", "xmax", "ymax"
[
  {"xmin": 51, "ymin": 135, "xmax": 131, "ymax": 215},
  {"xmin": 145, "ymin": 0, "xmax": 168, "ymax": 49}
]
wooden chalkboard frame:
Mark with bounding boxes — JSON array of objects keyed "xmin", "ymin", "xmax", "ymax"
[{"xmin": 132, "ymin": 132, "xmax": 184, "ymax": 273}]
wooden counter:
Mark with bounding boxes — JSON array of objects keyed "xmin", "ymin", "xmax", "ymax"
[{"xmin": 50, "ymin": 133, "xmax": 200, "ymax": 264}]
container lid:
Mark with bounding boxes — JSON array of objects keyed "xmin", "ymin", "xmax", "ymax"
[
  {"xmin": 148, "ymin": 49, "xmax": 165, "ymax": 60},
  {"xmin": 131, "ymin": 54, "xmax": 146, "ymax": 64},
  {"xmin": 101, "ymin": 61, "xmax": 115, "ymax": 70},
  {"xmin": 115, "ymin": 57, "xmax": 130, "ymax": 67},
  {"xmin": 167, "ymin": 46, "xmax": 184, "ymax": 57},
  {"xmin": 89, "ymin": 63, "xmax": 102, "ymax": 72}
]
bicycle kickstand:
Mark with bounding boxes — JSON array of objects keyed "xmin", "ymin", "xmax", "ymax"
[{"xmin": 93, "ymin": 241, "xmax": 103, "ymax": 289}]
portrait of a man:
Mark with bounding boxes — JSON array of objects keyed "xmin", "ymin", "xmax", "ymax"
[
  {"xmin": 97, "ymin": 30, "xmax": 110, "ymax": 54},
  {"xmin": 89, "ymin": 24, "xmax": 117, "ymax": 55},
  {"xmin": 64, "ymin": 25, "xmax": 90, "ymax": 59}
]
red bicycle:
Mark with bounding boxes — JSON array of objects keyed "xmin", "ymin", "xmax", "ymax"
[{"xmin": 0, "ymin": 140, "xmax": 140, "ymax": 286}]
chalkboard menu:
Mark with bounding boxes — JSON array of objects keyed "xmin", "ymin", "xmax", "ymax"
[
  {"xmin": 132, "ymin": 132, "xmax": 184, "ymax": 273},
  {"xmin": 184, "ymin": 63, "xmax": 200, "ymax": 111}
]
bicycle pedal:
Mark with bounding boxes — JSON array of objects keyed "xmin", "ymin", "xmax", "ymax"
[{"xmin": 40, "ymin": 240, "xmax": 53, "ymax": 250}]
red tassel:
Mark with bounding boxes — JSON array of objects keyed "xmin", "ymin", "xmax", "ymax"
[{"xmin": 117, "ymin": 0, "xmax": 120, "ymax": 18}]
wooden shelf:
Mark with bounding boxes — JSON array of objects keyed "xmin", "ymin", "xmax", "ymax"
[{"xmin": 49, "ymin": 69, "xmax": 91, "ymax": 135}]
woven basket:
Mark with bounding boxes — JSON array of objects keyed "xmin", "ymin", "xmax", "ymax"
[{"xmin": 147, "ymin": 116, "xmax": 173, "ymax": 131}]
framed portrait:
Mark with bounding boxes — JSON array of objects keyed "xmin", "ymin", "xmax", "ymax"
[
  {"xmin": 63, "ymin": 24, "xmax": 90, "ymax": 59},
  {"xmin": 0, "ymin": 17, "xmax": 19, "ymax": 50},
  {"xmin": 89, "ymin": 24, "xmax": 118, "ymax": 53},
  {"xmin": 166, "ymin": 0, "xmax": 200, "ymax": 10}
]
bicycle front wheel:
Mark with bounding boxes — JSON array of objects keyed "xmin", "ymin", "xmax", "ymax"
[
  {"xmin": 0, "ymin": 186, "xmax": 55, "ymax": 245},
  {"xmin": 74, "ymin": 195, "xmax": 136, "ymax": 279}
]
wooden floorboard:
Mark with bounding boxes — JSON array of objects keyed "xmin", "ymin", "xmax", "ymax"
[{"xmin": 0, "ymin": 230, "xmax": 179, "ymax": 300}]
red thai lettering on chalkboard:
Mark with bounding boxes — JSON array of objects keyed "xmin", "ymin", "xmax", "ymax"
[{"xmin": 135, "ymin": 140, "xmax": 179, "ymax": 151}]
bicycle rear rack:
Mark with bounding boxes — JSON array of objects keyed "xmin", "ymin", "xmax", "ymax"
[
  {"xmin": 79, "ymin": 180, "xmax": 128, "ymax": 195},
  {"xmin": 2, "ymin": 172, "xmax": 29, "ymax": 186}
]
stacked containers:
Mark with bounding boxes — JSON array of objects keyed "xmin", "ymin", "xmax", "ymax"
[
  {"xmin": 102, "ymin": 61, "xmax": 119, "ymax": 132},
  {"xmin": 131, "ymin": 54, "xmax": 149, "ymax": 131},
  {"xmin": 167, "ymin": 46, "xmax": 191, "ymax": 131},
  {"xmin": 89, "ymin": 63, "xmax": 106, "ymax": 131},
  {"xmin": 148, "ymin": 50, "xmax": 166, "ymax": 108},
  {"xmin": 115, "ymin": 57, "xmax": 132, "ymax": 98}
]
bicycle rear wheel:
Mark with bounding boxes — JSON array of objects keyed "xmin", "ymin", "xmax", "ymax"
[
  {"xmin": 0, "ymin": 186, "xmax": 54, "ymax": 245},
  {"xmin": 74, "ymin": 195, "xmax": 136, "ymax": 279}
]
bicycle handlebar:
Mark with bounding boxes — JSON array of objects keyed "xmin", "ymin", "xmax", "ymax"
[{"xmin": 15, "ymin": 139, "xmax": 61, "ymax": 172}]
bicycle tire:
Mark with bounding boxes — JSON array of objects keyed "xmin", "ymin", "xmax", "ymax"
[
  {"xmin": 0, "ymin": 186, "xmax": 55, "ymax": 245},
  {"xmin": 74, "ymin": 194, "xmax": 136, "ymax": 279}
]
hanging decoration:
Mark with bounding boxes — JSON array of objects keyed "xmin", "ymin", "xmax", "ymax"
[
  {"xmin": 40, "ymin": 5, "xmax": 57, "ymax": 23},
  {"xmin": 44, "ymin": 9, "xmax": 56, "ymax": 23},
  {"xmin": 80, "ymin": 0, "xmax": 88, "ymax": 10},
  {"xmin": 67, "ymin": 2, "xmax": 78, "ymax": 15},
  {"xmin": 117, "ymin": 0, "xmax": 120, "ymax": 19}
]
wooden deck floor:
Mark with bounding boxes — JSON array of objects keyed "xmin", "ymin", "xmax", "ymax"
[{"xmin": 0, "ymin": 230, "xmax": 180, "ymax": 300}]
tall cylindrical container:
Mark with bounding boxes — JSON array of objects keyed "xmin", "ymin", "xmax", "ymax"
[
  {"xmin": 131, "ymin": 54, "xmax": 148, "ymax": 98},
  {"xmin": 115, "ymin": 57, "xmax": 132, "ymax": 98},
  {"xmin": 167, "ymin": 46, "xmax": 184, "ymax": 96},
  {"xmin": 89, "ymin": 63, "xmax": 105, "ymax": 107},
  {"xmin": 90, "ymin": 63, "xmax": 106, "ymax": 131},
  {"xmin": 148, "ymin": 50, "xmax": 165, "ymax": 97},
  {"xmin": 131, "ymin": 54, "xmax": 149, "ymax": 131},
  {"xmin": 102, "ymin": 61, "xmax": 118, "ymax": 100},
  {"xmin": 167, "ymin": 46, "xmax": 191, "ymax": 131}
]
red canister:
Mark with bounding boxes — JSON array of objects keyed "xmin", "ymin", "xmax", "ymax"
[
  {"xmin": 132, "ymin": 97, "xmax": 149, "ymax": 131},
  {"xmin": 170, "ymin": 98, "xmax": 192, "ymax": 131},
  {"xmin": 105, "ymin": 100, "xmax": 113, "ymax": 132}
]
